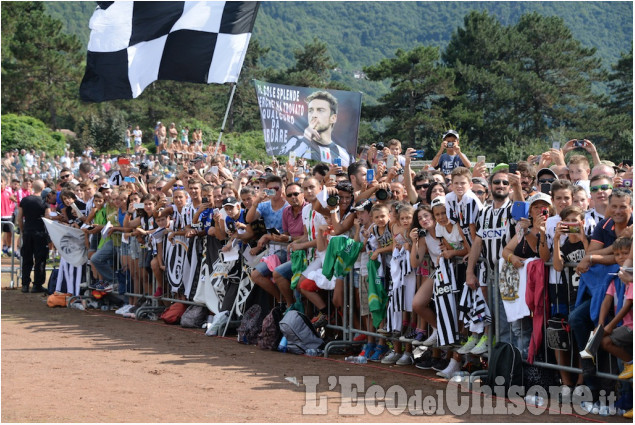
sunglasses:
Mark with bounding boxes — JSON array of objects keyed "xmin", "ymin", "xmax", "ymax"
[
  {"xmin": 267, "ymin": 186, "xmax": 280, "ymax": 191},
  {"xmin": 474, "ymin": 190, "xmax": 487, "ymax": 196},
  {"xmin": 286, "ymin": 192, "xmax": 301, "ymax": 198},
  {"xmin": 415, "ymin": 184, "xmax": 430, "ymax": 190},
  {"xmin": 60, "ymin": 174, "xmax": 71, "ymax": 179},
  {"xmin": 173, "ymin": 185, "xmax": 185, "ymax": 190},
  {"xmin": 492, "ymin": 180, "xmax": 510, "ymax": 186},
  {"xmin": 590, "ymin": 184, "xmax": 613, "ymax": 193},
  {"xmin": 538, "ymin": 178, "xmax": 555, "ymax": 184}
]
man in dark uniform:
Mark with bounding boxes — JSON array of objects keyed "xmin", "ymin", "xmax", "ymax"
[
  {"xmin": 281, "ymin": 91, "xmax": 352, "ymax": 166},
  {"xmin": 16, "ymin": 180, "xmax": 52, "ymax": 293}
]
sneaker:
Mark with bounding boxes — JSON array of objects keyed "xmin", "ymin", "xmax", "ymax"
[
  {"xmin": 436, "ymin": 358, "xmax": 462, "ymax": 379},
  {"xmin": 396, "ymin": 352, "xmax": 414, "ymax": 366},
  {"xmin": 431, "ymin": 356, "xmax": 450, "ymax": 372},
  {"xmin": 361, "ymin": 342, "xmax": 376, "ymax": 359},
  {"xmin": 21, "ymin": 284, "xmax": 30, "ymax": 293},
  {"xmin": 207, "ymin": 311, "xmax": 230, "ymax": 336},
  {"xmin": 86, "ymin": 300, "xmax": 100, "ymax": 309},
  {"xmin": 30, "ymin": 285, "xmax": 45, "ymax": 293},
  {"xmin": 153, "ymin": 287, "xmax": 163, "ymax": 297},
  {"xmin": 411, "ymin": 331, "xmax": 426, "ymax": 346},
  {"xmin": 415, "ymin": 351, "xmax": 435, "ymax": 370},
  {"xmin": 123, "ymin": 306, "xmax": 138, "ymax": 318},
  {"xmin": 376, "ymin": 328, "xmax": 390, "ymax": 336},
  {"xmin": 421, "ymin": 328, "xmax": 438, "ymax": 347},
  {"xmin": 412, "ymin": 346, "xmax": 427, "ymax": 359},
  {"xmin": 353, "ymin": 333, "xmax": 367, "ymax": 342},
  {"xmin": 380, "ymin": 350, "xmax": 401, "ymax": 365},
  {"xmin": 369, "ymin": 344, "xmax": 390, "ymax": 362},
  {"xmin": 88, "ymin": 280, "xmax": 103, "ymax": 290},
  {"xmin": 457, "ymin": 335, "xmax": 479, "ymax": 354},
  {"xmin": 311, "ymin": 312, "xmax": 328, "ymax": 329},
  {"xmin": 399, "ymin": 328, "xmax": 417, "ymax": 343},
  {"xmin": 618, "ymin": 363, "xmax": 633, "ymax": 380},
  {"xmin": 470, "ymin": 335, "xmax": 489, "ymax": 355}
]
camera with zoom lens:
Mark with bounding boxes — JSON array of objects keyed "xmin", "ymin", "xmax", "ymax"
[
  {"xmin": 327, "ymin": 194, "xmax": 340, "ymax": 207},
  {"xmin": 396, "ymin": 169, "xmax": 404, "ymax": 175},
  {"xmin": 376, "ymin": 188, "xmax": 392, "ymax": 201},
  {"xmin": 418, "ymin": 229, "xmax": 426, "ymax": 238},
  {"xmin": 376, "ymin": 142, "xmax": 385, "ymax": 151}
]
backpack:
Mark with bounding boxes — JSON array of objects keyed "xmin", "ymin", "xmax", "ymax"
[
  {"xmin": 486, "ymin": 342, "xmax": 523, "ymax": 395},
  {"xmin": 279, "ymin": 310, "xmax": 324, "ymax": 354},
  {"xmin": 257, "ymin": 305, "xmax": 285, "ymax": 350},
  {"xmin": 180, "ymin": 305, "xmax": 209, "ymax": 328},
  {"xmin": 160, "ymin": 302, "xmax": 188, "ymax": 324},
  {"xmin": 236, "ymin": 304, "xmax": 263, "ymax": 345}
]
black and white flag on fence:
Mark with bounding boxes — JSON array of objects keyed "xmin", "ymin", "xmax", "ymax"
[
  {"xmin": 80, "ymin": 1, "xmax": 259, "ymax": 102},
  {"xmin": 43, "ymin": 218, "xmax": 88, "ymax": 268}
]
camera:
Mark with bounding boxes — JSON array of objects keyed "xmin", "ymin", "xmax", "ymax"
[
  {"xmin": 574, "ymin": 139, "xmax": 585, "ymax": 148},
  {"xmin": 541, "ymin": 207, "xmax": 549, "ymax": 218},
  {"xmin": 376, "ymin": 142, "xmax": 385, "ymax": 151},
  {"xmin": 376, "ymin": 188, "xmax": 392, "ymax": 201},
  {"xmin": 396, "ymin": 168, "xmax": 404, "ymax": 175},
  {"xmin": 447, "ymin": 142, "xmax": 454, "ymax": 148},
  {"xmin": 561, "ymin": 221, "xmax": 580, "ymax": 233},
  {"xmin": 623, "ymin": 179, "xmax": 633, "ymax": 188},
  {"xmin": 139, "ymin": 162, "xmax": 149, "ymax": 172},
  {"xmin": 188, "ymin": 169, "xmax": 195, "ymax": 175},
  {"xmin": 201, "ymin": 197, "xmax": 209, "ymax": 203},
  {"xmin": 418, "ymin": 229, "xmax": 426, "ymax": 238},
  {"xmin": 327, "ymin": 194, "xmax": 340, "ymax": 207}
]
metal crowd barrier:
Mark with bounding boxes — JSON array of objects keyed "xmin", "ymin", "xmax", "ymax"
[{"xmin": 1, "ymin": 220, "xmax": 18, "ymax": 289}]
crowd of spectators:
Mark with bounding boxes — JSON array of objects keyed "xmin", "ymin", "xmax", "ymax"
[{"xmin": 1, "ymin": 129, "xmax": 632, "ymax": 417}]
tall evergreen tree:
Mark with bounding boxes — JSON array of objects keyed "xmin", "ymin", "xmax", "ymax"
[
  {"xmin": 1, "ymin": 2, "xmax": 83, "ymax": 129},
  {"xmin": 363, "ymin": 45, "xmax": 455, "ymax": 150}
]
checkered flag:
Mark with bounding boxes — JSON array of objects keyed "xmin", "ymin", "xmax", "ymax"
[{"xmin": 80, "ymin": 1, "xmax": 259, "ymax": 102}]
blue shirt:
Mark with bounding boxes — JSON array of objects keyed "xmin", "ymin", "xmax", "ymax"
[
  {"xmin": 437, "ymin": 154, "xmax": 464, "ymax": 175},
  {"xmin": 256, "ymin": 200, "xmax": 288, "ymax": 232},
  {"xmin": 198, "ymin": 208, "xmax": 215, "ymax": 233}
]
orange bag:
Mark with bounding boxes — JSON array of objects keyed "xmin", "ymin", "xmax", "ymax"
[{"xmin": 47, "ymin": 292, "xmax": 71, "ymax": 308}]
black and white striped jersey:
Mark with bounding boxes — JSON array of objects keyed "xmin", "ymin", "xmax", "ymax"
[
  {"xmin": 445, "ymin": 190, "xmax": 483, "ymax": 247},
  {"xmin": 475, "ymin": 198, "xmax": 516, "ymax": 273}
]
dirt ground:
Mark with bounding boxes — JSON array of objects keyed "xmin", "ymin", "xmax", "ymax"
[{"xmin": 1, "ymin": 265, "xmax": 631, "ymax": 423}]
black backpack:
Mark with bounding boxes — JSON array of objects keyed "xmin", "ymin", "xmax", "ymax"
[
  {"xmin": 237, "ymin": 305, "xmax": 263, "ymax": 345},
  {"xmin": 257, "ymin": 305, "xmax": 285, "ymax": 350},
  {"xmin": 486, "ymin": 342, "xmax": 523, "ymax": 395}
]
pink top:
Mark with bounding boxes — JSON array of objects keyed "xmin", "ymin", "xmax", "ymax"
[
  {"xmin": 606, "ymin": 280, "xmax": 633, "ymax": 329},
  {"xmin": 1, "ymin": 188, "xmax": 15, "ymax": 217}
]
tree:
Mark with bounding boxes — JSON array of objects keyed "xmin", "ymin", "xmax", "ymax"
[
  {"xmin": 363, "ymin": 45, "xmax": 455, "ymax": 152},
  {"xmin": 1, "ymin": 114, "xmax": 65, "ymax": 156},
  {"xmin": 1, "ymin": 2, "xmax": 83, "ymax": 129}
]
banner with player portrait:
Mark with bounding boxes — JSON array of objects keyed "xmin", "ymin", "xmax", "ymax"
[{"xmin": 253, "ymin": 79, "xmax": 362, "ymax": 166}]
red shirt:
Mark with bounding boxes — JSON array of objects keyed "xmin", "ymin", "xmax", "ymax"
[{"xmin": 282, "ymin": 202, "xmax": 307, "ymax": 237}]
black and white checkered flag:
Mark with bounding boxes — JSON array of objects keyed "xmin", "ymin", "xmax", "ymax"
[{"xmin": 80, "ymin": 1, "xmax": 259, "ymax": 102}]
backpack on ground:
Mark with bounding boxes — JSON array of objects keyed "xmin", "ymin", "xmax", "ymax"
[
  {"xmin": 279, "ymin": 310, "xmax": 324, "ymax": 354},
  {"xmin": 486, "ymin": 342, "xmax": 523, "ymax": 395},
  {"xmin": 160, "ymin": 302, "xmax": 188, "ymax": 324},
  {"xmin": 180, "ymin": 305, "xmax": 209, "ymax": 328},
  {"xmin": 257, "ymin": 305, "xmax": 285, "ymax": 350},
  {"xmin": 237, "ymin": 304, "xmax": 263, "ymax": 345}
]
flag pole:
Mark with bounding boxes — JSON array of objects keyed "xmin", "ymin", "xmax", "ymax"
[{"xmin": 214, "ymin": 83, "xmax": 237, "ymax": 155}]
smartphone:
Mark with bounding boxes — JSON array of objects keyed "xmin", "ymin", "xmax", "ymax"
[
  {"xmin": 334, "ymin": 158, "xmax": 342, "ymax": 167},
  {"xmin": 387, "ymin": 155, "xmax": 395, "ymax": 169},
  {"xmin": 296, "ymin": 167, "xmax": 304, "ymax": 174},
  {"xmin": 532, "ymin": 155, "xmax": 542, "ymax": 165},
  {"xmin": 264, "ymin": 189, "xmax": 276, "ymax": 196},
  {"xmin": 574, "ymin": 139, "xmax": 585, "ymax": 148},
  {"xmin": 541, "ymin": 207, "xmax": 550, "ymax": 218},
  {"xmin": 267, "ymin": 228, "xmax": 281, "ymax": 236},
  {"xmin": 329, "ymin": 175, "xmax": 336, "ymax": 183},
  {"xmin": 561, "ymin": 221, "xmax": 580, "ymax": 233},
  {"xmin": 124, "ymin": 176, "xmax": 135, "ymax": 183},
  {"xmin": 166, "ymin": 197, "xmax": 173, "ymax": 203},
  {"xmin": 129, "ymin": 167, "xmax": 139, "ymax": 174},
  {"xmin": 508, "ymin": 163, "xmax": 518, "ymax": 174},
  {"xmin": 477, "ymin": 155, "xmax": 486, "ymax": 163},
  {"xmin": 366, "ymin": 169, "xmax": 375, "ymax": 183},
  {"xmin": 133, "ymin": 203, "xmax": 144, "ymax": 209},
  {"xmin": 201, "ymin": 197, "xmax": 209, "ymax": 203},
  {"xmin": 289, "ymin": 152, "xmax": 297, "ymax": 166},
  {"xmin": 552, "ymin": 141, "xmax": 561, "ymax": 150},
  {"xmin": 226, "ymin": 221, "xmax": 236, "ymax": 233},
  {"xmin": 412, "ymin": 150, "xmax": 425, "ymax": 160},
  {"xmin": 511, "ymin": 201, "xmax": 529, "ymax": 221},
  {"xmin": 622, "ymin": 159, "xmax": 633, "ymax": 167},
  {"xmin": 211, "ymin": 166, "xmax": 219, "ymax": 175},
  {"xmin": 540, "ymin": 183, "xmax": 551, "ymax": 194},
  {"xmin": 118, "ymin": 158, "xmax": 131, "ymax": 165}
]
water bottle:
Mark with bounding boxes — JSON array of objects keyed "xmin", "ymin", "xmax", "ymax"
[
  {"xmin": 344, "ymin": 355, "xmax": 367, "ymax": 364},
  {"xmin": 524, "ymin": 394, "xmax": 545, "ymax": 407},
  {"xmin": 305, "ymin": 348, "xmax": 323, "ymax": 357},
  {"xmin": 277, "ymin": 336, "xmax": 288, "ymax": 353}
]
